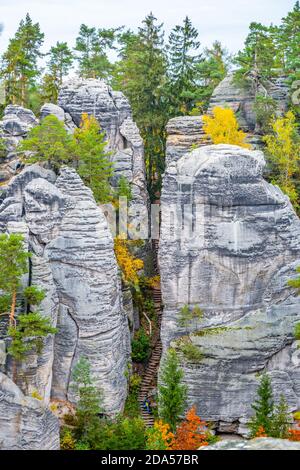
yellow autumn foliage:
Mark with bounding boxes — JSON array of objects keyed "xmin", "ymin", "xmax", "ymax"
[
  {"xmin": 203, "ymin": 106, "xmax": 251, "ymax": 149},
  {"xmin": 114, "ymin": 235, "xmax": 144, "ymax": 286},
  {"xmin": 264, "ymin": 111, "xmax": 300, "ymax": 208}
]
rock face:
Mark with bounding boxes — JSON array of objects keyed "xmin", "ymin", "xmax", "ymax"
[
  {"xmin": 159, "ymin": 144, "xmax": 300, "ymax": 434},
  {"xmin": 202, "ymin": 437, "xmax": 300, "ymax": 450},
  {"xmin": 0, "ymin": 164, "xmax": 131, "ymax": 415},
  {"xmin": 0, "ymin": 105, "xmax": 38, "ymax": 186},
  {"xmin": 209, "ymin": 73, "xmax": 289, "ymax": 132},
  {"xmin": 58, "ymin": 79, "xmax": 148, "ymax": 219},
  {"xmin": 0, "ymin": 372, "xmax": 59, "ymax": 450},
  {"xmin": 165, "ymin": 116, "xmax": 209, "ymax": 167}
]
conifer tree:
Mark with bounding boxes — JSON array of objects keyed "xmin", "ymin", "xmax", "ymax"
[
  {"xmin": 74, "ymin": 113, "xmax": 113, "ymax": 203},
  {"xmin": 113, "ymin": 13, "xmax": 167, "ymax": 199},
  {"xmin": 249, "ymin": 374, "xmax": 275, "ymax": 437},
  {"xmin": 279, "ymin": 1, "xmax": 300, "ymax": 83},
  {"xmin": 74, "ymin": 24, "xmax": 117, "ymax": 80},
  {"xmin": 271, "ymin": 395, "xmax": 291, "ymax": 439},
  {"xmin": 234, "ymin": 22, "xmax": 280, "ymax": 93},
  {"xmin": 167, "ymin": 16, "xmax": 201, "ymax": 114},
  {"xmin": 18, "ymin": 115, "xmax": 75, "ymax": 170},
  {"xmin": 158, "ymin": 348, "xmax": 187, "ymax": 431},
  {"xmin": 71, "ymin": 357, "xmax": 103, "ymax": 443},
  {"xmin": 195, "ymin": 41, "xmax": 231, "ymax": 110},
  {"xmin": 41, "ymin": 41, "xmax": 73, "ymax": 103},
  {"xmin": 0, "ymin": 13, "xmax": 44, "ymax": 106}
]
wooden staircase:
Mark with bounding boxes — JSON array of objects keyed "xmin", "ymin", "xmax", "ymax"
[{"xmin": 138, "ymin": 236, "xmax": 163, "ymax": 427}]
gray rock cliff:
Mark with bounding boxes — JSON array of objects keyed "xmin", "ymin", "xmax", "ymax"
[
  {"xmin": 0, "ymin": 164, "xmax": 131, "ymax": 416},
  {"xmin": 0, "ymin": 372, "xmax": 60, "ymax": 450},
  {"xmin": 159, "ymin": 144, "xmax": 300, "ymax": 434}
]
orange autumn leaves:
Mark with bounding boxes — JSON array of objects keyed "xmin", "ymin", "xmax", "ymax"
[{"xmin": 147, "ymin": 406, "xmax": 210, "ymax": 450}]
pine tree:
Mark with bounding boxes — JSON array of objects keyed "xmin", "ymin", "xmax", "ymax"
[
  {"xmin": 248, "ymin": 374, "xmax": 275, "ymax": 437},
  {"xmin": 0, "ymin": 13, "xmax": 44, "ymax": 106},
  {"xmin": 71, "ymin": 357, "xmax": 103, "ymax": 443},
  {"xmin": 113, "ymin": 13, "xmax": 167, "ymax": 199},
  {"xmin": 279, "ymin": 1, "xmax": 300, "ymax": 83},
  {"xmin": 41, "ymin": 41, "xmax": 73, "ymax": 103},
  {"xmin": 234, "ymin": 22, "xmax": 280, "ymax": 94},
  {"xmin": 167, "ymin": 16, "xmax": 202, "ymax": 114},
  {"xmin": 18, "ymin": 114, "xmax": 75, "ymax": 171},
  {"xmin": 74, "ymin": 113, "xmax": 113, "ymax": 203},
  {"xmin": 158, "ymin": 348, "xmax": 187, "ymax": 431},
  {"xmin": 74, "ymin": 24, "xmax": 117, "ymax": 80},
  {"xmin": 271, "ymin": 395, "xmax": 291, "ymax": 439},
  {"xmin": 195, "ymin": 41, "xmax": 231, "ymax": 111},
  {"xmin": 0, "ymin": 233, "xmax": 56, "ymax": 358},
  {"xmin": 0, "ymin": 233, "xmax": 29, "ymax": 326}
]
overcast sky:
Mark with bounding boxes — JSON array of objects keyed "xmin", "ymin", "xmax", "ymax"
[{"xmin": 0, "ymin": 0, "xmax": 296, "ymax": 60}]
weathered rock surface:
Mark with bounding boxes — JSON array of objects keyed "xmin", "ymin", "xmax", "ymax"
[
  {"xmin": 202, "ymin": 437, "xmax": 300, "ymax": 450},
  {"xmin": 0, "ymin": 372, "xmax": 59, "ymax": 450},
  {"xmin": 0, "ymin": 164, "xmax": 131, "ymax": 415},
  {"xmin": 0, "ymin": 105, "xmax": 39, "ymax": 187},
  {"xmin": 209, "ymin": 73, "xmax": 289, "ymax": 132},
  {"xmin": 165, "ymin": 116, "xmax": 209, "ymax": 167},
  {"xmin": 159, "ymin": 144, "xmax": 300, "ymax": 433},
  {"xmin": 58, "ymin": 79, "xmax": 148, "ymax": 219},
  {"xmin": 40, "ymin": 103, "xmax": 77, "ymax": 133}
]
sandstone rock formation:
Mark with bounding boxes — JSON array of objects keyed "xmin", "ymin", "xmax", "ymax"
[
  {"xmin": 201, "ymin": 438, "xmax": 300, "ymax": 450},
  {"xmin": 159, "ymin": 144, "xmax": 300, "ymax": 434},
  {"xmin": 0, "ymin": 105, "xmax": 38, "ymax": 184},
  {"xmin": 0, "ymin": 164, "xmax": 131, "ymax": 416},
  {"xmin": 0, "ymin": 372, "xmax": 60, "ymax": 450},
  {"xmin": 58, "ymin": 79, "xmax": 149, "ymax": 221},
  {"xmin": 165, "ymin": 116, "xmax": 209, "ymax": 167},
  {"xmin": 209, "ymin": 73, "xmax": 289, "ymax": 132}
]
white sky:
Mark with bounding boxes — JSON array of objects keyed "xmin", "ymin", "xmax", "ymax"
[{"xmin": 0, "ymin": 0, "xmax": 296, "ymax": 62}]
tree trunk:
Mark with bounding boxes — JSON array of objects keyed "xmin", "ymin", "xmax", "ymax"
[{"xmin": 9, "ymin": 289, "xmax": 17, "ymax": 326}]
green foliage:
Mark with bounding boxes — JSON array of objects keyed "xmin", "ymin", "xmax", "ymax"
[
  {"xmin": 194, "ymin": 41, "xmax": 231, "ymax": 110},
  {"xmin": 23, "ymin": 286, "xmax": 46, "ymax": 305},
  {"xmin": 19, "ymin": 115, "xmax": 75, "ymax": 171},
  {"xmin": 0, "ymin": 233, "xmax": 29, "ymax": 297},
  {"xmin": 8, "ymin": 312, "xmax": 57, "ymax": 359},
  {"xmin": 234, "ymin": 22, "xmax": 280, "ymax": 92},
  {"xmin": 74, "ymin": 114, "xmax": 113, "ymax": 203},
  {"xmin": 71, "ymin": 357, "xmax": 104, "ymax": 444},
  {"xmin": 114, "ymin": 175, "xmax": 132, "ymax": 202},
  {"xmin": 167, "ymin": 16, "xmax": 201, "ymax": 114},
  {"xmin": 112, "ymin": 13, "xmax": 167, "ymax": 199},
  {"xmin": 41, "ymin": 41, "xmax": 73, "ymax": 103},
  {"xmin": 264, "ymin": 111, "xmax": 300, "ymax": 209},
  {"xmin": 0, "ymin": 138, "xmax": 7, "ymax": 159},
  {"xmin": 288, "ymin": 266, "xmax": 300, "ymax": 292},
  {"xmin": 253, "ymin": 94, "xmax": 277, "ymax": 133},
  {"xmin": 177, "ymin": 304, "xmax": 203, "ymax": 332},
  {"xmin": 158, "ymin": 348, "xmax": 187, "ymax": 431},
  {"xmin": 248, "ymin": 374, "xmax": 275, "ymax": 437},
  {"xmin": 101, "ymin": 416, "xmax": 146, "ymax": 450},
  {"xmin": 75, "ymin": 24, "xmax": 118, "ymax": 80},
  {"xmin": 124, "ymin": 373, "xmax": 142, "ymax": 418},
  {"xmin": 178, "ymin": 339, "xmax": 203, "ymax": 362},
  {"xmin": 294, "ymin": 323, "xmax": 300, "ymax": 340},
  {"xmin": 131, "ymin": 328, "xmax": 150, "ymax": 363},
  {"xmin": 0, "ymin": 13, "xmax": 44, "ymax": 106},
  {"xmin": 271, "ymin": 395, "xmax": 291, "ymax": 439}
]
